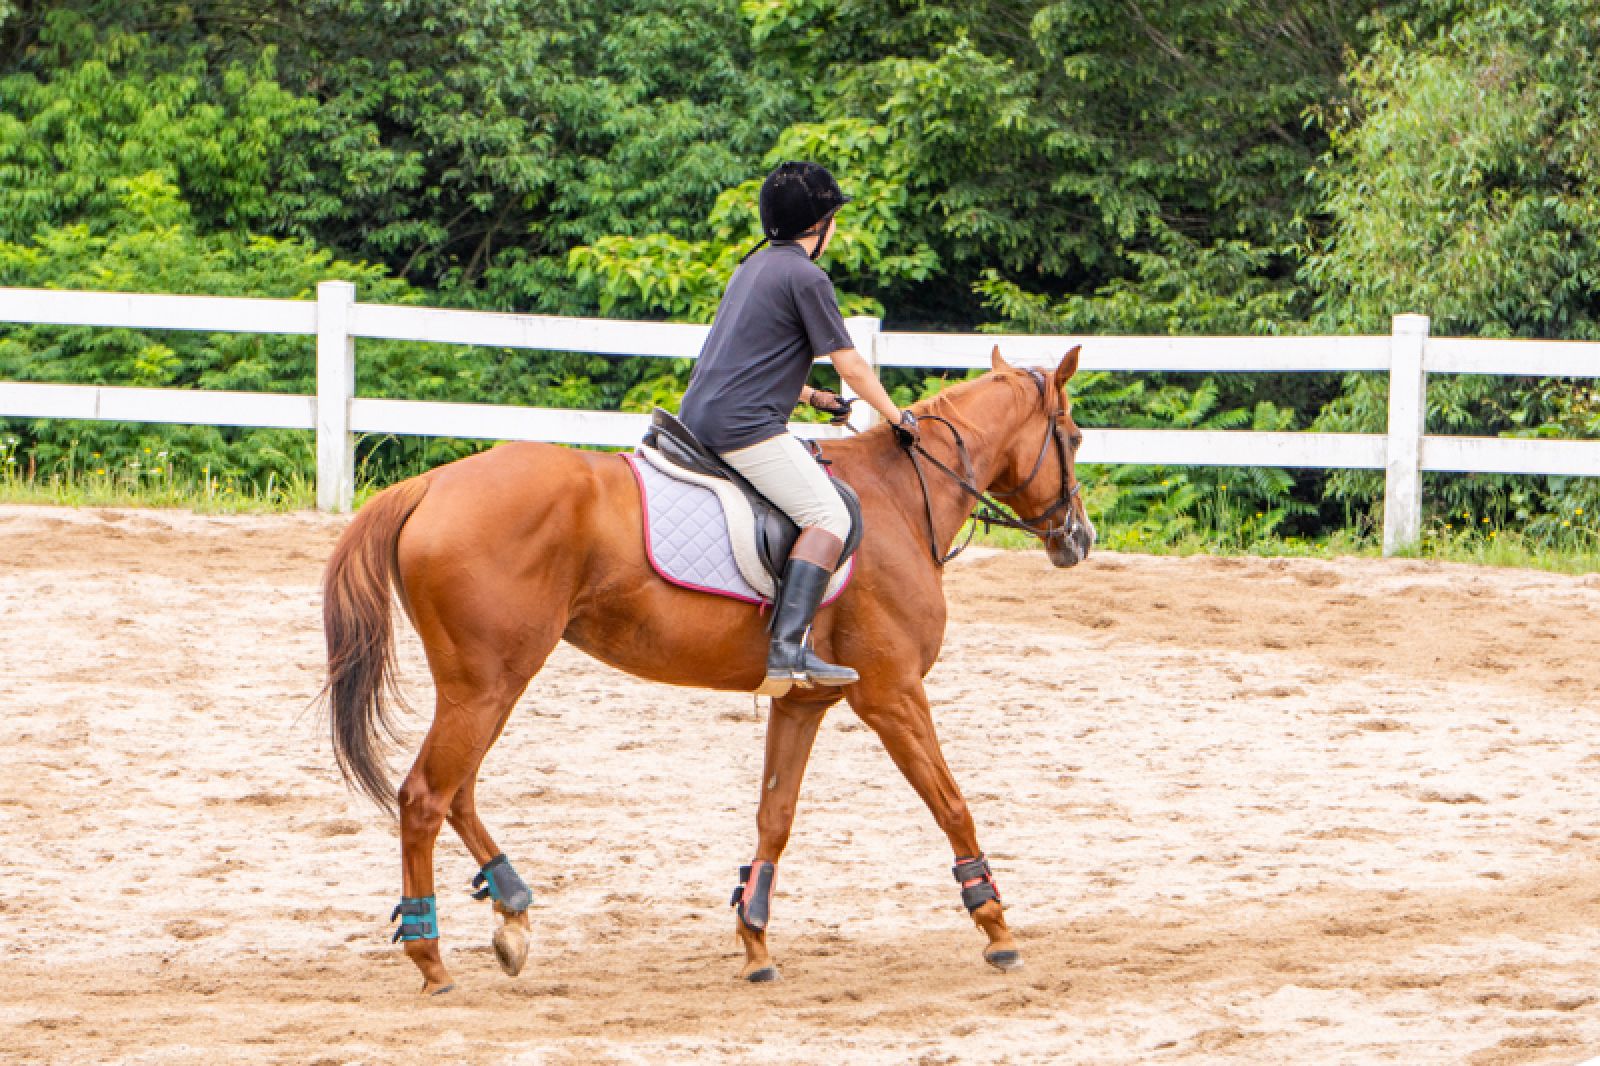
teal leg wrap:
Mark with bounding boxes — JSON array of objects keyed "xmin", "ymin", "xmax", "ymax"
[
  {"xmin": 391, "ymin": 896, "xmax": 438, "ymax": 942},
  {"xmin": 471, "ymin": 854, "xmax": 532, "ymax": 913}
]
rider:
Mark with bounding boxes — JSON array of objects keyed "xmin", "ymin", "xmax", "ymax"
[{"xmin": 678, "ymin": 161, "xmax": 918, "ymax": 692}]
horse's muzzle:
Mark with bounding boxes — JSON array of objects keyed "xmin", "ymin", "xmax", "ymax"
[{"xmin": 1045, "ymin": 513, "xmax": 1096, "ymax": 568}]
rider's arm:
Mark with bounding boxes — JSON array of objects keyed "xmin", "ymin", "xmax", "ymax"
[{"xmin": 822, "ymin": 346, "xmax": 900, "ymax": 424}]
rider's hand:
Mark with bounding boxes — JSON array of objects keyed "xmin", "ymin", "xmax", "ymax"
[
  {"xmin": 892, "ymin": 410, "xmax": 919, "ymax": 448},
  {"xmin": 808, "ymin": 388, "xmax": 854, "ymax": 425}
]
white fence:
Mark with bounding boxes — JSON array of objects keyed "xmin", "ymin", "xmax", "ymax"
[{"xmin": 2, "ymin": 281, "xmax": 1599, "ymax": 554}]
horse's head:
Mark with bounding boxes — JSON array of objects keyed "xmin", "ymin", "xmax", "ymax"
[{"xmin": 987, "ymin": 345, "xmax": 1096, "ymax": 567}]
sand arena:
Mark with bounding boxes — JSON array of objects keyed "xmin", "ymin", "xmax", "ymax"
[{"xmin": 3, "ymin": 503, "xmax": 1599, "ymax": 1064}]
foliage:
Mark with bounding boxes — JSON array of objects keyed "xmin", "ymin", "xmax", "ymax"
[
  {"xmin": 2, "ymin": 0, "xmax": 1600, "ymax": 560},
  {"xmin": 569, "ymin": 117, "xmax": 935, "ymax": 322},
  {"xmin": 1305, "ymin": 3, "xmax": 1600, "ymax": 339},
  {"xmin": 0, "ymin": 172, "xmax": 545, "ymax": 481},
  {"xmin": 560, "ymin": 0, "xmax": 1370, "ymax": 503},
  {"xmin": 1070, "ymin": 376, "xmax": 1319, "ymax": 551},
  {"xmin": 0, "ymin": 19, "xmax": 316, "ymax": 244},
  {"xmin": 1305, "ymin": 0, "xmax": 1600, "ymax": 531},
  {"xmin": 0, "ymin": 432, "xmax": 316, "ymax": 511},
  {"xmin": 569, "ymin": 0, "xmax": 1366, "ymax": 332}
]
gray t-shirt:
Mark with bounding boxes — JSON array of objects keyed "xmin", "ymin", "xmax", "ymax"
[{"xmin": 677, "ymin": 242, "xmax": 854, "ymax": 451}]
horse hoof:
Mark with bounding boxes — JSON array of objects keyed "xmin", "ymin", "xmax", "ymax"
[
  {"xmin": 492, "ymin": 923, "xmax": 530, "ymax": 977},
  {"xmin": 421, "ymin": 980, "xmax": 456, "ymax": 996},
  {"xmin": 984, "ymin": 950, "xmax": 1024, "ymax": 973},
  {"xmin": 743, "ymin": 965, "xmax": 781, "ymax": 984}
]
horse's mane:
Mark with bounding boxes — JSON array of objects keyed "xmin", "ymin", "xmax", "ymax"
[{"xmin": 915, "ymin": 369, "xmax": 1035, "ymax": 438}]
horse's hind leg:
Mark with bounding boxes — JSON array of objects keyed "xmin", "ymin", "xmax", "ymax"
[
  {"xmin": 845, "ymin": 676, "xmax": 1022, "ymax": 973},
  {"xmin": 398, "ymin": 645, "xmax": 551, "ymax": 994},
  {"xmin": 395, "ymin": 689, "xmax": 509, "ymax": 994},
  {"xmin": 446, "ymin": 721, "xmax": 534, "ymax": 978}
]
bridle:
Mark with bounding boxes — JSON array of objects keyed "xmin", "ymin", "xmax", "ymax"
[{"xmin": 902, "ymin": 367, "xmax": 1086, "ymax": 566}]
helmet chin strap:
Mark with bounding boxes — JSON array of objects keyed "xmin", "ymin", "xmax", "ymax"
[
  {"xmin": 803, "ymin": 211, "xmax": 838, "ymax": 261},
  {"xmin": 736, "ymin": 236, "xmax": 770, "ymax": 265},
  {"xmin": 739, "ymin": 211, "xmax": 836, "ymax": 265}
]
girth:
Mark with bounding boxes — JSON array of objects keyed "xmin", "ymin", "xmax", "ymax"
[{"xmin": 642, "ymin": 409, "xmax": 863, "ymax": 580}]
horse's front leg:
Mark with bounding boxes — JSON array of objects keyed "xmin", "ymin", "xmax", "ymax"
[
  {"xmin": 733, "ymin": 690, "xmax": 836, "ymax": 982},
  {"xmin": 845, "ymin": 677, "xmax": 1021, "ymax": 972}
]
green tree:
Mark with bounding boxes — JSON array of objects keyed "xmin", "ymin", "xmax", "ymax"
[
  {"xmin": 1305, "ymin": 0, "xmax": 1600, "ymax": 529},
  {"xmin": 0, "ymin": 13, "xmax": 316, "ymax": 243}
]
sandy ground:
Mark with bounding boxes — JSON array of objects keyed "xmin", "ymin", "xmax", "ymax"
[{"xmin": 3, "ymin": 502, "xmax": 1600, "ymax": 1065}]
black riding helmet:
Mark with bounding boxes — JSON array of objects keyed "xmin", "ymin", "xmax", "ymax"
[{"xmin": 754, "ymin": 161, "xmax": 850, "ymax": 260}]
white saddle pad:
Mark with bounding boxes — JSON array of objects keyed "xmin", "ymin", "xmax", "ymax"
[{"xmin": 624, "ymin": 449, "xmax": 853, "ymax": 606}]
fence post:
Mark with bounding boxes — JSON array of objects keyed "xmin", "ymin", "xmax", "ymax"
[
  {"xmin": 842, "ymin": 315, "xmax": 883, "ymax": 432},
  {"xmin": 316, "ymin": 280, "xmax": 356, "ymax": 513},
  {"xmin": 1382, "ymin": 313, "xmax": 1430, "ymax": 555}
]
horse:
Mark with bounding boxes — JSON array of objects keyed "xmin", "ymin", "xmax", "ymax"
[{"xmin": 321, "ymin": 345, "xmax": 1094, "ymax": 994}]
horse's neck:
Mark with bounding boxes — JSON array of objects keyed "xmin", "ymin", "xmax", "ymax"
[
  {"xmin": 926, "ymin": 379, "xmax": 1025, "ymax": 491},
  {"xmin": 848, "ymin": 377, "xmax": 1027, "ymax": 562}
]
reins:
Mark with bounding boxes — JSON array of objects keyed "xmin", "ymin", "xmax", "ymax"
[
  {"xmin": 903, "ymin": 410, "xmax": 987, "ymax": 565},
  {"xmin": 900, "ymin": 368, "xmax": 1084, "ymax": 567}
]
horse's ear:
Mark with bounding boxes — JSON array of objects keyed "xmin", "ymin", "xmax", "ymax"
[
  {"xmin": 1053, "ymin": 345, "xmax": 1082, "ymax": 388},
  {"xmin": 990, "ymin": 345, "xmax": 1014, "ymax": 373}
]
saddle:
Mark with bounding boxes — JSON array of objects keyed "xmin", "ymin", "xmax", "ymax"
[{"xmin": 639, "ymin": 409, "xmax": 863, "ymax": 584}]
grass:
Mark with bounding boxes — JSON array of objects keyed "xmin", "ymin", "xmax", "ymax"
[
  {"xmin": 1012, "ymin": 524, "xmax": 1598, "ymax": 572},
  {"xmin": 975, "ymin": 524, "xmax": 1600, "ymax": 574},
  {"xmin": 1403, "ymin": 525, "xmax": 1600, "ymax": 575},
  {"xmin": 973, "ymin": 522, "xmax": 1378, "ymax": 560},
  {"xmin": 0, "ymin": 437, "xmax": 315, "ymax": 513},
  {"xmin": 972, "ymin": 499, "xmax": 1600, "ymax": 575}
]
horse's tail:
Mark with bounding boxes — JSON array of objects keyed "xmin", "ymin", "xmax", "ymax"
[{"xmin": 321, "ymin": 476, "xmax": 431, "ymax": 815}]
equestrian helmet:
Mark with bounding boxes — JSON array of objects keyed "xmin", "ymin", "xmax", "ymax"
[{"xmin": 758, "ymin": 161, "xmax": 851, "ymax": 241}]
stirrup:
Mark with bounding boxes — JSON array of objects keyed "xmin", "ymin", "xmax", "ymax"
[
  {"xmin": 762, "ymin": 638, "xmax": 857, "ymax": 695},
  {"xmin": 798, "ymin": 665, "xmax": 857, "ymax": 687},
  {"xmin": 756, "ymin": 639, "xmax": 808, "ymax": 697},
  {"xmin": 755, "ymin": 675, "xmax": 796, "ymax": 698}
]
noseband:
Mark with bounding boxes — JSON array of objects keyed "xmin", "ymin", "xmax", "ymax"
[{"xmin": 903, "ymin": 368, "xmax": 1087, "ymax": 566}]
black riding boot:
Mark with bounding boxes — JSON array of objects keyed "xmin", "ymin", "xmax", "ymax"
[{"xmin": 761, "ymin": 531, "xmax": 858, "ymax": 695}]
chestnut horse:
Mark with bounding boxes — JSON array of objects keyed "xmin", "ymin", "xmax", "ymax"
[{"xmin": 322, "ymin": 346, "xmax": 1093, "ymax": 993}]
